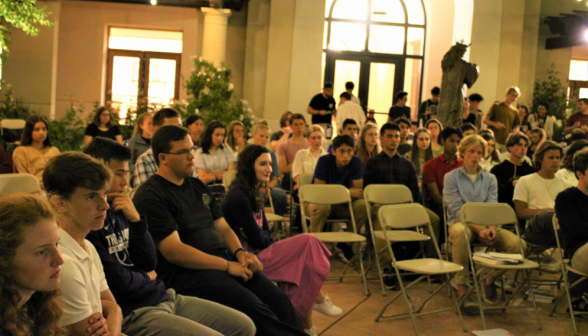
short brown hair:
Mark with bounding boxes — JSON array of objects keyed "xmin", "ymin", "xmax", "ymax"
[
  {"xmin": 505, "ymin": 132, "xmax": 529, "ymax": 149},
  {"xmin": 279, "ymin": 111, "xmax": 293, "ymax": 128}
]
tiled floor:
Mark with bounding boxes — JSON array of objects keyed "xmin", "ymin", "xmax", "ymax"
[{"xmin": 312, "ymin": 259, "xmax": 588, "ymax": 336}]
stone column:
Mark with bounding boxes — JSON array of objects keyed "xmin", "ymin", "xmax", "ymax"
[{"xmin": 201, "ymin": 7, "xmax": 232, "ymax": 66}]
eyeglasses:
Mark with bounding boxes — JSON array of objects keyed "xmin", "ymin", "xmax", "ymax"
[{"xmin": 162, "ymin": 146, "xmax": 197, "ymax": 157}]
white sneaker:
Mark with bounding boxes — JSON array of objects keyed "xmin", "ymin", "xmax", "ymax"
[
  {"xmin": 313, "ymin": 296, "xmax": 343, "ymax": 316},
  {"xmin": 304, "ymin": 326, "xmax": 317, "ymax": 336}
]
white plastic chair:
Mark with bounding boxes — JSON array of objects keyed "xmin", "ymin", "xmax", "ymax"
[
  {"xmin": 299, "ymin": 184, "xmax": 369, "ymax": 295},
  {"xmin": 0, "ymin": 173, "xmax": 41, "ymax": 196},
  {"xmin": 550, "ymin": 215, "xmax": 588, "ymax": 336},
  {"xmin": 376, "ymin": 204, "xmax": 466, "ymax": 336},
  {"xmin": 461, "ymin": 202, "xmax": 542, "ymax": 331},
  {"xmin": 0, "ymin": 119, "xmax": 26, "ymax": 147}
]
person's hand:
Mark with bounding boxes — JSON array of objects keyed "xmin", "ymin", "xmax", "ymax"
[
  {"xmin": 228, "ymin": 261, "xmax": 254, "ymax": 281},
  {"xmin": 479, "ymin": 227, "xmax": 496, "ymax": 246},
  {"xmin": 282, "ymin": 126, "xmax": 292, "ymax": 136},
  {"xmin": 512, "ymin": 179, "xmax": 519, "ymax": 187},
  {"xmin": 496, "ymin": 122, "xmax": 506, "ymax": 129},
  {"xmin": 108, "ymin": 192, "xmax": 141, "ymax": 222},
  {"xmin": 146, "ymin": 270, "xmax": 157, "ymax": 281},
  {"xmin": 349, "ymin": 189, "xmax": 363, "ymax": 199},
  {"xmin": 293, "ymin": 184, "xmax": 299, "ymax": 191},
  {"xmin": 86, "ymin": 312, "xmax": 110, "ymax": 336},
  {"xmin": 319, "ymin": 110, "xmax": 328, "ymax": 116},
  {"xmin": 237, "ymin": 251, "xmax": 263, "ymax": 272}
]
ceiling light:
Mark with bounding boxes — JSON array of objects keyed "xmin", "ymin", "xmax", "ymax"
[{"xmin": 150, "ymin": 0, "xmax": 157, "ymax": 5}]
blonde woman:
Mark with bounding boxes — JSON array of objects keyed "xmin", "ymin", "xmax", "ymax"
[
  {"xmin": 250, "ymin": 120, "xmax": 288, "ymax": 216},
  {"xmin": 127, "ymin": 112, "xmax": 154, "ymax": 174},
  {"xmin": 426, "ymin": 119, "xmax": 444, "ymax": 157},
  {"xmin": 404, "ymin": 128, "xmax": 433, "ymax": 186},
  {"xmin": 226, "ymin": 121, "xmax": 247, "ymax": 159},
  {"xmin": 292, "ymin": 125, "xmax": 327, "ymax": 190},
  {"xmin": 355, "ymin": 123, "xmax": 379, "ymax": 167}
]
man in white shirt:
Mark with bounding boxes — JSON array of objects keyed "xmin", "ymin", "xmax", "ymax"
[
  {"xmin": 513, "ymin": 141, "xmax": 575, "ymax": 246},
  {"xmin": 336, "ymin": 92, "xmax": 366, "ymax": 133}
]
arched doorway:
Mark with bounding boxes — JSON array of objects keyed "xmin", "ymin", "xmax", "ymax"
[{"xmin": 323, "ymin": 0, "xmax": 426, "ymax": 124}]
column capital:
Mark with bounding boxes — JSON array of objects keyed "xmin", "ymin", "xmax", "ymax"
[{"xmin": 201, "ymin": 7, "xmax": 232, "ymax": 19}]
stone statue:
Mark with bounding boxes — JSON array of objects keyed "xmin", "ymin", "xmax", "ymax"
[{"xmin": 437, "ymin": 42, "xmax": 479, "ymax": 128}]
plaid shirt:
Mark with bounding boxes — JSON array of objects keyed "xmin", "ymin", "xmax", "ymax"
[
  {"xmin": 363, "ymin": 151, "xmax": 419, "ymax": 202},
  {"xmin": 131, "ymin": 148, "xmax": 198, "ymax": 188}
]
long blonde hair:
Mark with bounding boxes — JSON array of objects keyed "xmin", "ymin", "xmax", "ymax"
[
  {"xmin": 132, "ymin": 112, "xmax": 153, "ymax": 137},
  {"xmin": 356, "ymin": 123, "xmax": 379, "ymax": 162}
]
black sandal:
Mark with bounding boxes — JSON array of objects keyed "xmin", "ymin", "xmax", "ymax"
[{"xmin": 567, "ymin": 298, "xmax": 588, "ymax": 313}]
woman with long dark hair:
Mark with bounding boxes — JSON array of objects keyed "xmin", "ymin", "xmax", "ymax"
[
  {"xmin": 12, "ymin": 115, "xmax": 60, "ymax": 189},
  {"xmin": 426, "ymin": 119, "xmax": 444, "ymax": 157},
  {"xmin": 83, "ymin": 106, "xmax": 122, "ymax": 146},
  {"xmin": 194, "ymin": 120, "xmax": 236, "ymax": 188},
  {"xmin": 0, "ymin": 194, "xmax": 65, "ymax": 336},
  {"xmin": 221, "ymin": 145, "xmax": 342, "ymax": 336},
  {"xmin": 405, "ymin": 128, "xmax": 433, "ymax": 186}
]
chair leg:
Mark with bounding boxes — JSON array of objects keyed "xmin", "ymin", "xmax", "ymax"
[
  {"xmin": 524, "ymin": 270, "xmax": 543, "ymax": 330},
  {"xmin": 370, "ymin": 240, "xmax": 387, "ymax": 296},
  {"xmin": 396, "ymin": 273, "xmax": 421, "ymax": 336},
  {"xmin": 447, "ymin": 273, "xmax": 468, "ymax": 332},
  {"xmin": 357, "ymin": 242, "xmax": 370, "ymax": 296},
  {"xmin": 471, "ymin": 266, "xmax": 487, "ymax": 330}
]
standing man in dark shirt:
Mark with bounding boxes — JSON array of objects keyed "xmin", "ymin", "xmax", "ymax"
[
  {"xmin": 418, "ymin": 87, "xmax": 440, "ymax": 125},
  {"xmin": 133, "ymin": 125, "xmax": 306, "ymax": 336},
  {"xmin": 468, "ymin": 93, "xmax": 484, "ymax": 130},
  {"xmin": 388, "ymin": 91, "xmax": 411, "ymax": 122},
  {"xmin": 84, "ymin": 137, "xmax": 255, "ymax": 336},
  {"xmin": 308, "ymin": 82, "xmax": 337, "ymax": 128}
]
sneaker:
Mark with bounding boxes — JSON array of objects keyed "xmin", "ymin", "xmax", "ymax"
[
  {"xmin": 482, "ymin": 281, "xmax": 498, "ymax": 305},
  {"xmin": 336, "ymin": 243, "xmax": 355, "ymax": 261},
  {"xmin": 382, "ymin": 268, "xmax": 398, "ymax": 290},
  {"xmin": 313, "ymin": 296, "xmax": 343, "ymax": 316},
  {"xmin": 459, "ymin": 294, "xmax": 479, "ymax": 310},
  {"xmin": 304, "ymin": 326, "xmax": 318, "ymax": 336}
]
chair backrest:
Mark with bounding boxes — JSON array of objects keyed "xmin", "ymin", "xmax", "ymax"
[
  {"xmin": 299, "ymin": 184, "xmax": 351, "ymax": 205},
  {"xmin": 0, "ymin": 174, "xmax": 41, "ymax": 196},
  {"xmin": 379, "ymin": 203, "xmax": 430, "ymax": 230},
  {"xmin": 0, "ymin": 119, "xmax": 26, "ymax": 130},
  {"xmin": 223, "ymin": 170, "xmax": 237, "ymax": 189},
  {"xmin": 460, "ymin": 202, "xmax": 517, "ymax": 227},
  {"xmin": 364, "ymin": 184, "xmax": 412, "ymax": 205},
  {"xmin": 298, "ymin": 173, "xmax": 314, "ymax": 187}
]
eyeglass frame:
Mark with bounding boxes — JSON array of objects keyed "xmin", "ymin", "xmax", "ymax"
[{"xmin": 161, "ymin": 146, "xmax": 198, "ymax": 157}]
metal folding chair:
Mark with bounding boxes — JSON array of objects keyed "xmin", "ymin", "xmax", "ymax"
[{"xmin": 0, "ymin": 173, "xmax": 41, "ymax": 196}]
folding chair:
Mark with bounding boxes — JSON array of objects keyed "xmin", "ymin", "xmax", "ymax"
[
  {"xmin": 288, "ymin": 172, "xmax": 313, "ymax": 231},
  {"xmin": 0, "ymin": 119, "xmax": 25, "ymax": 147},
  {"xmin": 376, "ymin": 204, "xmax": 467, "ymax": 336},
  {"xmin": 299, "ymin": 184, "xmax": 369, "ymax": 295},
  {"xmin": 461, "ymin": 202, "xmax": 542, "ymax": 330},
  {"xmin": 364, "ymin": 184, "xmax": 417, "ymax": 296},
  {"xmin": 550, "ymin": 215, "xmax": 588, "ymax": 336},
  {"xmin": 0, "ymin": 173, "xmax": 41, "ymax": 196}
]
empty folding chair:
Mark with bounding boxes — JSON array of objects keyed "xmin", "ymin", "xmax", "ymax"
[{"xmin": 0, "ymin": 173, "xmax": 41, "ymax": 196}]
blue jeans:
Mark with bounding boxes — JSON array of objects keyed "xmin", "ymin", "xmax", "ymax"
[{"xmin": 270, "ymin": 188, "xmax": 287, "ymax": 216}]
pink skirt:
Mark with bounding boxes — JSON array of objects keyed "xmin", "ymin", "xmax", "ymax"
[{"xmin": 254, "ymin": 234, "xmax": 331, "ymax": 317}]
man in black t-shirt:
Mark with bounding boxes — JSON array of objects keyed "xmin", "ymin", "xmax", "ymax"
[
  {"xmin": 388, "ymin": 91, "xmax": 411, "ymax": 122},
  {"xmin": 133, "ymin": 125, "xmax": 306, "ymax": 336},
  {"xmin": 307, "ymin": 82, "xmax": 337, "ymax": 126}
]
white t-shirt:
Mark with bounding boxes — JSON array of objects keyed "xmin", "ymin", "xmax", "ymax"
[
  {"xmin": 336, "ymin": 100, "xmax": 366, "ymax": 132},
  {"xmin": 512, "ymin": 173, "xmax": 575, "ymax": 210},
  {"xmin": 59, "ymin": 228, "xmax": 109, "ymax": 326},
  {"xmin": 555, "ymin": 168, "xmax": 578, "ymax": 186}
]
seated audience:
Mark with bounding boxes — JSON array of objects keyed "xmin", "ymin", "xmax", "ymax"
[
  {"xmin": 387, "ymin": 91, "xmax": 411, "ymax": 122},
  {"xmin": 187, "ymin": 114, "xmax": 205, "ymax": 147},
  {"xmin": 529, "ymin": 103, "xmax": 555, "ymax": 139},
  {"xmin": 226, "ymin": 121, "xmax": 247, "ymax": 159},
  {"xmin": 395, "ymin": 117, "xmax": 412, "ymax": 155},
  {"xmin": 292, "ymin": 125, "xmax": 327, "ymax": 189},
  {"xmin": 490, "ymin": 133, "xmax": 535, "ymax": 209},
  {"xmin": 479, "ymin": 133, "xmax": 502, "ymax": 171},
  {"xmin": 133, "ymin": 125, "xmax": 306, "ymax": 335},
  {"xmin": 195, "ymin": 120, "xmax": 236, "ymax": 192},
  {"xmin": 363, "ymin": 123, "xmax": 440, "ymax": 289},
  {"xmin": 271, "ymin": 111, "xmax": 293, "ymax": 152},
  {"xmin": 564, "ymin": 98, "xmax": 588, "ymax": 135},
  {"xmin": 518, "ymin": 105, "xmax": 531, "ymax": 135},
  {"xmin": 327, "ymin": 119, "xmax": 358, "ymax": 153},
  {"xmin": 445, "ymin": 134, "xmax": 521, "ymax": 305},
  {"xmin": 83, "ymin": 137, "xmax": 255, "ymax": 336},
  {"xmin": 462, "ymin": 98, "xmax": 477, "ymax": 126},
  {"xmin": 250, "ymin": 120, "xmax": 288, "ymax": 216},
  {"xmin": 336, "ymin": 92, "xmax": 365, "ymax": 133},
  {"xmin": 563, "ymin": 128, "xmax": 588, "ymax": 153},
  {"xmin": 426, "ymin": 119, "xmax": 444, "ymax": 157},
  {"xmin": 526, "ymin": 128, "xmax": 546, "ymax": 161},
  {"xmin": 132, "ymin": 108, "xmax": 193, "ymax": 188},
  {"xmin": 459, "ymin": 123, "xmax": 476, "ymax": 137},
  {"xmin": 422, "ymin": 127, "xmax": 463, "ymax": 223},
  {"xmin": 555, "ymin": 149, "xmax": 588, "ymax": 310},
  {"xmin": 556, "ymin": 140, "xmax": 588, "ymax": 185},
  {"xmin": 366, "ymin": 117, "xmax": 377, "ymax": 125},
  {"xmin": 468, "ymin": 93, "xmax": 484, "ymax": 130},
  {"xmin": 222, "ymin": 145, "xmax": 342, "ymax": 336},
  {"xmin": 355, "ymin": 123, "xmax": 379, "ymax": 167},
  {"xmin": 44, "ymin": 152, "xmax": 124, "ymax": 336},
  {"xmin": 0, "ymin": 144, "xmax": 12, "ymax": 173},
  {"xmin": 417, "ymin": 86, "xmax": 440, "ymax": 125},
  {"xmin": 305, "ymin": 135, "xmax": 366, "ymax": 260},
  {"xmin": 277, "ymin": 114, "xmax": 309, "ymax": 190},
  {"xmin": 513, "ymin": 141, "xmax": 575, "ymax": 246},
  {"xmin": 127, "ymin": 112, "xmax": 153, "ymax": 175},
  {"xmin": 13, "ymin": 115, "xmax": 60, "ymax": 189},
  {"xmin": 0, "ymin": 194, "xmax": 64, "ymax": 336},
  {"xmin": 404, "ymin": 127, "xmax": 433, "ymax": 186},
  {"xmin": 84, "ymin": 106, "xmax": 122, "ymax": 146}
]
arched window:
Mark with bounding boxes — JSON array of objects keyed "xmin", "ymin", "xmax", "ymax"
[{"xmin": 323, "ymin": 0, "xmax": 426, "ymax": 124}]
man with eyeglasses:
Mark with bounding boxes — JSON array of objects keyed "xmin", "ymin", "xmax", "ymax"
[
  {"xmin": 132, "ymin": 108, "xmax": 198, "ymax": 188},
  {"xmin": 133, "ymin": 125, "xmax": 307, "ymax": 336}
]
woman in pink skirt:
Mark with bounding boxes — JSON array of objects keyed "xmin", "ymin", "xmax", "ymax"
[{"xmin": 221, "ymin": 145, "xmax": 342, "ymax": 336}]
